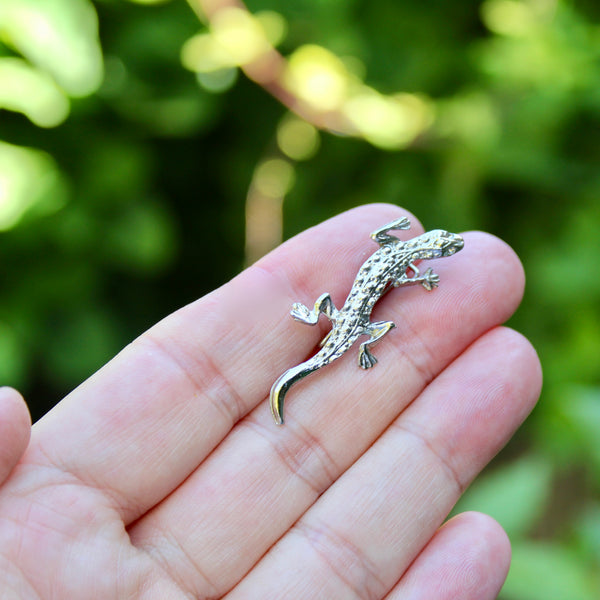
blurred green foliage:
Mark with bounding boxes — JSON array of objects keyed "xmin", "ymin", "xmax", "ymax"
[{"xmin": 1, "ymin": 0, "xmax": 600, "ymax": 596}]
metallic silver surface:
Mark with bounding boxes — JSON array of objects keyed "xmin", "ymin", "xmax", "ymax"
[{"xmin": 270, "ymin": 217, "xmax": 464, "ymax": 425}]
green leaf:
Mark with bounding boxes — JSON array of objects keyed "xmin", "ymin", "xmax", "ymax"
[
  {"xmin": 501, "ymin": 541, "xmax": 600, "ymax": 600},
  {"xmin": 574, "ymin": 504, "xmax": 600, "ymax": 563},
  {"xmin": 454, "ymin": 454, "xmax": 553, "ymax": 539},
  {"xmin": 0, "ymin": 0, "xmax": 103, "ymax": 96},
  {"xmin": 0, "ymin": 57, "xmax": 69, "ymax": 126},
  {"xmin": 0, "ymin": 141, "xmax": 67, "ymax": 230},
  {"xmin": 555, "ymin": 386, "xmax": 600, "ymax": 478}
]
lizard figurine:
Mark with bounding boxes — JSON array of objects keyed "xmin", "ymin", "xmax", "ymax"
[{"xmin": 270, "ymin": 216, "xmax": 464, "ymax": 425}]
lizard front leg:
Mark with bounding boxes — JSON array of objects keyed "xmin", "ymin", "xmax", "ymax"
[
  {"xmin": 394, "ymin": 263, "xmax": 440, "ymax": 291},
  {"xmin": 370, "ymin": 217, "xmax": 411, "ymax": 246},
  {"xmin": 291, "ymin": 292, "xmax": 339, "ymax": 325}
]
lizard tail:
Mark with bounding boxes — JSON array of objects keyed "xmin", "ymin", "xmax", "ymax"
[{"xmin": 270, "ymin": 358, "xmax": 321, "ymax": 425}]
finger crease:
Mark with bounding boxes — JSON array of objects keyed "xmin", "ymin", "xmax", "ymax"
[
  {"xmin": 240, "ymin": 415, "xmax": 339, "ymax": 498},
  {"xmin": 390, "ymin": 319, "xmax": 436, "ymax": 388},
  {"xmin": 19, "ymin": 448, "xmax": 134, "ymax": 521},
  {"xmin": 391, "ymin": 420, "xmax": 465, "ymax": 494},
  {"xmin": 295, "ymin": 518, "xmax": 387, "ymax": 600},
  {"xmin": 403, "ymin": 318, "xmax": 438, "ymax": 381},
  {"xmin": 138, "ymin": 525, "xmax": 220, "ymax": 600},
  {"xmin": 142, "ymin": 333, "xmax": 246, "ymax": 428}
]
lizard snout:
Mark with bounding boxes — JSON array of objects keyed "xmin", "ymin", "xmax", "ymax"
[{"xmin": 441, "ymin": 233, "xmax": 464, "ymax": 256}]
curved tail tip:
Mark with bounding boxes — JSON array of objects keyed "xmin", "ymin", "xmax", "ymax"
[{"xmin": 270, "ymin": 392, "xmax": 285, "ymax": 425}]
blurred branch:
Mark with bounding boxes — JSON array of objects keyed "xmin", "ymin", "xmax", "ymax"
[
  {"xmin": 188, "ymin": 0, "xmax": 358, "ymax": 135},
  {"xmin": 244, "ymin": 157, "xmax": 291, "ymax": 265}
]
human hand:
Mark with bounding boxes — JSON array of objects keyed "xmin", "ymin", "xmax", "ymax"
[{"xmin": 0, "ymin": 205, "xmax": 541, "ymax": 599}]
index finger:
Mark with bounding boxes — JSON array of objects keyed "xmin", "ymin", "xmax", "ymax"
[{"xmin": 26, "ymin": 204, "xmax": 421, "ymax": 522}]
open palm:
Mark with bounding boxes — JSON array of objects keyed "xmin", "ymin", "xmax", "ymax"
[{"xmin": 0, "ymin": 205, "xmax": 541, "ymax": 599}]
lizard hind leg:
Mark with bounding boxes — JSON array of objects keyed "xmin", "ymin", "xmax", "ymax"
[
  {"xmin": 357, "ymin": 320, "xmax": 396, "ymax": 369},
  {"xmin": 291, "ymin": 292, "xmax": 338, "ymax": 325}
]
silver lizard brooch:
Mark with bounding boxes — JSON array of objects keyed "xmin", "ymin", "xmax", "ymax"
[{"xmin": 270, "ymin": 217, "xmax": 464, "ymax": 425}]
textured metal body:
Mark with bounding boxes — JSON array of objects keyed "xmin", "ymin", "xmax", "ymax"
[{"xmin": 270, "ymin": 217, "xmax": 464, "ymax": 425}]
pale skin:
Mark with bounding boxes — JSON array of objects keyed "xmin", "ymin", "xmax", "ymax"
[{"xmin": 0, "ymin": 204, "xmax": 542, "ymax": 599}]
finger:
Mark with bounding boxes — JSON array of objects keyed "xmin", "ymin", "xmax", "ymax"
[
  {"xmin": 386, "ymin": 512, "xmax": 510, "ymax": 600},
  {"xmin": 26, "ymin": 204, "xmax": 420, "ymax": 522},
  {"xmin": 128, "ymin": 235, "xmax": 528, "ymax": 597},
  {"xmin": 224, "ymin": 327, "xmax": 540, "ymax": 599},
  {"xmin": 0, "ymin": 388, "xmax": 31, "ymax": 485}
]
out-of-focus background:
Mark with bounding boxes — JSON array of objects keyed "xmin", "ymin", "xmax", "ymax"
[{"xmin": 1, "ymin": 0, "xmax": 599, "ymax": 596}]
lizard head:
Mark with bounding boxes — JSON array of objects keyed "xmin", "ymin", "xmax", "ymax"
[{"xmin": 409, "ymin": 229, "xmax": 464, "ymax": 259}]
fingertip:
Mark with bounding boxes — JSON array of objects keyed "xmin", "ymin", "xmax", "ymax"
[
  {"xmin": 493, "ymin": 326, "xmax": 544, "ymax": 405},
  {"xmin": 391, "ymin": 510, "xmax": 511, "ymax": 600},
  {"xmin": 0, "ymin": 387, "xmax": 32, "ymax": 483},
  {"xmin": 461, "ymin": 231, "xmax": 526, "ymax": 310},
  {"xmin": 0, "ymin": 386, "xmax": 31, "ymax": 429},
  {"xmin": 445, "ymin": 511, "xmax": 512, "ymax": 576},
  {"xmin": 470, "ymin": 326, "xmax": 543, "ymax": 430}
]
